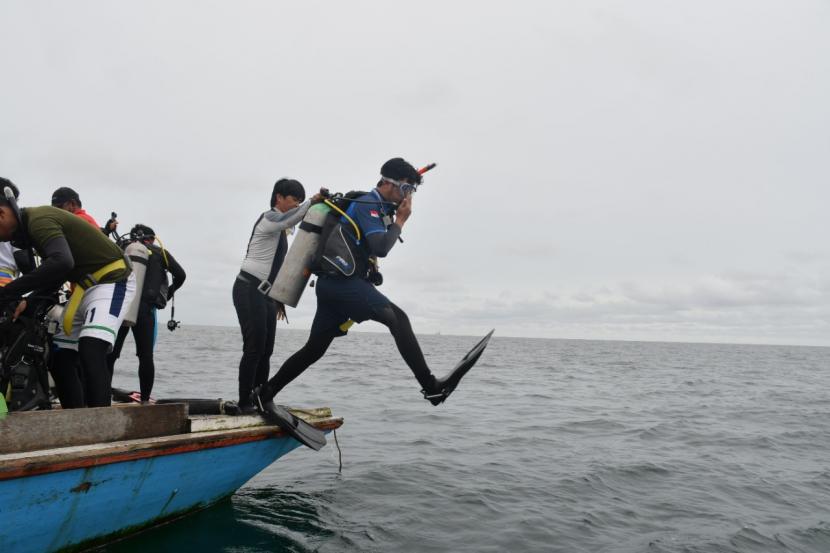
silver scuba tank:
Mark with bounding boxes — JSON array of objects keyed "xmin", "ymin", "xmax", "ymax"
[
  {"xmin": 268, "ymin": 202, "xmax": 331, "ymax": 307},
  {"xmin": 123, "ymin": 242, "xmax": 150, "ymax": 327}
]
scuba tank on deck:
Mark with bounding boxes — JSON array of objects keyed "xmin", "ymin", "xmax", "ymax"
[{"xmin": 123, "ymin": 241, "xmax": 149, "ymax": 327}]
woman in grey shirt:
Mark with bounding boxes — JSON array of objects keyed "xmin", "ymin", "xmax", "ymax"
[{"xmin": 233, "ymin": 178, "xmax": 310, "ymax": 412}]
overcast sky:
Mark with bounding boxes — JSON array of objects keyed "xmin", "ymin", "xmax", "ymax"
[{"xmin": 1, "ymin": 1, "xmax": 828, "ymax": 346}]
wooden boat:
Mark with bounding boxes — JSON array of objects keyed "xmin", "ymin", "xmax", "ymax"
[{"xmin": 0, "ymin": 403, "xmax": 343, "ymax": 552}]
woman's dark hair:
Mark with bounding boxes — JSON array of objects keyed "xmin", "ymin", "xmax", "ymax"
[{"xmin": 270, "ymin": 178, "xmax": 305, "ymax": 208}]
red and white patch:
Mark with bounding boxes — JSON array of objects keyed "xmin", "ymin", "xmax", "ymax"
[{"xmin": 369, "ymin": 210, "xmax": 380, "ymax": 218}]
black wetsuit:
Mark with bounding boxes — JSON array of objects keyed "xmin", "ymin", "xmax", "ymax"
[
  {"xmin": 259, "ymin": 189, "xmax": 438, "ymax": 402},
  {"xmin": 108, "ymin": 244, "xmax": 185, "ymax": 401}
]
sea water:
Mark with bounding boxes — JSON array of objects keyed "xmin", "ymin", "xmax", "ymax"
[{"xmin": 103, "ymin": 326, "xmax": 830, "ymax": 553}]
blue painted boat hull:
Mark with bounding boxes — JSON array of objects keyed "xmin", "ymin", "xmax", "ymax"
[{"xmin": 0, "ymin": 434, "xmax": 303, "ymax": 553}]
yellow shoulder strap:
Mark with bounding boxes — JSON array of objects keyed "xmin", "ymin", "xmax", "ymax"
[{"xmin": 62, "ymin": 259, "xmax": 127, "ymax": 334}]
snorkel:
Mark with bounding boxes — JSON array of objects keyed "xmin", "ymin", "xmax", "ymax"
[{"xmin": 406, "ymin": 162, "xmax": 436, "ymax": 195}]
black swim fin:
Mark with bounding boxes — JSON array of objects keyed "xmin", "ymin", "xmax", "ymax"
[
  {"xmin": 252, "ymin": 390, "xmax": 327, "ymax": 451},
  {"xmin": 423, "ymin": 329, "xmax": 494, "ymax": 406}
]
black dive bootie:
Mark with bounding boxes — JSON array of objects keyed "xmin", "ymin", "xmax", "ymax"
[
  {"xmin": 421, "ymin": 330, "xmax": 495, "ymax": 406},
  {"xmin": 249, "ymin": 385, "xmax": 327, "ymax": 451},
  {"xmin": 422, "ymin": 385, "xmax": 448, "ymax": 406},
  {"xmin": 421, "ymin": 368, "xmax": 469, "ymax": 406},
  {"xmin": 250, "ymin": 385, "xmax": 278, "ymax": 418}
]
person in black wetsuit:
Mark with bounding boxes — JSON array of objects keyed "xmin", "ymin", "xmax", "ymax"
[
  {"xmin": 251, "ymin": 158, "xmax": 468, "ymax": 417},
  {"xmin": 108, "ymin": 224, "xmax": 186, "ymax": 402}
]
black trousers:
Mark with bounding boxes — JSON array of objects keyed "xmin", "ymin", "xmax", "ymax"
[
  {"xmin": 108, "ymin": 301, "xmax": 157, "ymax": 401},
  {"xmin": 232, "ymin": 276, "xmax": 277, "ymax": 405}
]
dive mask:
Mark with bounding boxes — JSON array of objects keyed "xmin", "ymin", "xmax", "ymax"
[{"xmin": 382, "ymin": 177, "xmax": 420, "ymax": 196}]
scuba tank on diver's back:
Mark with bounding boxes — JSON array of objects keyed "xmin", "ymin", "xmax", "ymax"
[
  {"xmin": 122, "ymin": 241, "xmax": 149, "ymax": 327},
  {"xmin": 268, "ymin": 201, "xmax": 332, "ymax": 307},
  {"xmin": 269, "ymin": 190, "xmax": 373, "ymax": 307}
]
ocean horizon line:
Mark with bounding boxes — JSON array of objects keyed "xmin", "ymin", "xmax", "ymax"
[{"xmin": 177, "ymin": 323, "xmax": 830, "ymax": 350}]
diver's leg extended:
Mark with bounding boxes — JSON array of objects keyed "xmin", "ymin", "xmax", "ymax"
[
  {"xmin": 258, "ymin": 332, "xmax": 335, "ymax": 402},
  {"xmin": 374, "ymin": 303, "xmax": 484, "ymax": 406},
  {"xmin": 373, "ymin": 303, "xmax": 438, "ymax": 394}
]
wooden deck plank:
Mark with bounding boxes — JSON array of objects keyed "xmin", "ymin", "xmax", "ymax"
[
  {"xmin": 0, "ymin": 404, "xmax": 189, "ymax": 455},
  {"xmin": 188, "ymin": 406, "xmax": 334, "ymax": 433}
]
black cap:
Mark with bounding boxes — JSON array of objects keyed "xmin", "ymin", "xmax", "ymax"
[
  {"xmin": 51, "ymin": 187, "xmax": 81, "ymax": 206},
  {"xmin": 381, "ymin": 158, "xmax": 422, "ymax": 184}
]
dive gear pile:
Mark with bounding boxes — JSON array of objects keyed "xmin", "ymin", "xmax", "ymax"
[{"xmin": 0, "ymin": 296, "xmax": 58, "ymax": 411}]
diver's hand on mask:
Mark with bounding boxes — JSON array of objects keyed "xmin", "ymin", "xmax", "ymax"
[{"xmin": 396, "ymin": 195, "xmax": 412, "ymax": 227}]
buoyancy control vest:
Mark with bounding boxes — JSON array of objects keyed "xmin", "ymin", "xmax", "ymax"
[
  {"xmin": 312, "ymin": 191, "xmax": 373, "ymax": 279},
  {"xmin": 142, "ymin": 245, "xmax": 171, "ymax": 309}
]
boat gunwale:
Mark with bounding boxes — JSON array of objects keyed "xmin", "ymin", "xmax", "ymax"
[{"xmin": 0, "ymin": 417, "xmax": 343, "ymax": 481}]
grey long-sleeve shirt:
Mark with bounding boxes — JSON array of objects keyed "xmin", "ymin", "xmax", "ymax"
[{"xmin": 239, "ymin": 202, "xmax": 310, "ymax": 282}]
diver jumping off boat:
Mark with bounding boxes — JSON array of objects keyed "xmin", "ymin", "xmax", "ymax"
[{"xmin": 253, "ymin": 157, "xmax": 493, "ymax": 412}]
